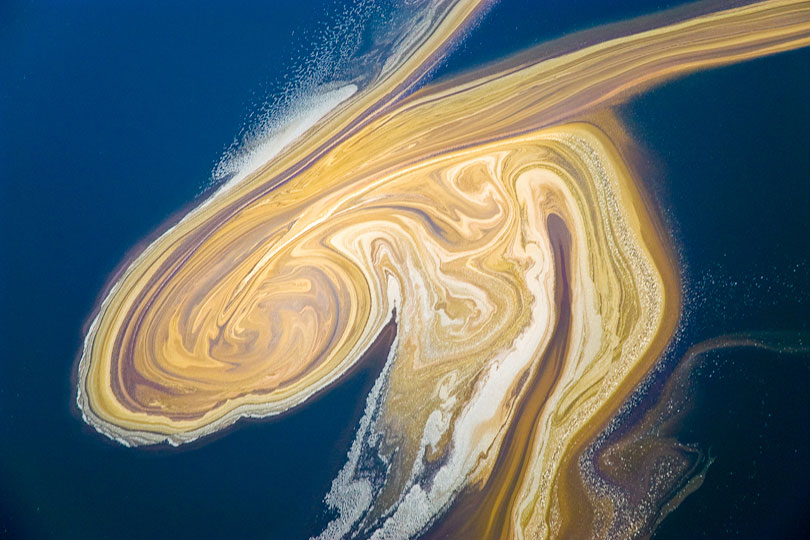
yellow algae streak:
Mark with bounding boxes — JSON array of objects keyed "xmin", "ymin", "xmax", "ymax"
[{"xmin": 76, "ymin": 0, "xmax": 810, "ymax": 538}]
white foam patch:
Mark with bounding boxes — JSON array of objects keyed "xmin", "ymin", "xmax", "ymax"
[
  {"xmin": 204, "ymin": 0, "xmax": 382, "ymax": 205},
  {"xmin": 314, "ymin": 280, "xmax": 402, "ymax": 540},
  {"xmin": 210, "ymin": 83, "xmax": 357, "ymax": 198}
]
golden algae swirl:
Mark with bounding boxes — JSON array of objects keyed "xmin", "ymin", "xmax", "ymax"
[{"xmin": 75, "ymin": 1, "xmax": 810, "ymax": 539}]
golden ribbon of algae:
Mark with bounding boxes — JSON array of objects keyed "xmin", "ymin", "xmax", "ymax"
[{"xmin": 76, "ymin": 0, "xmax": 810, "ymax": 537}]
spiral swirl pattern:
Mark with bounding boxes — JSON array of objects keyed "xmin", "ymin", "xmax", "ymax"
[{"xmin": 75, "ymin": 1, "xmax": 810, "ymax": 537}]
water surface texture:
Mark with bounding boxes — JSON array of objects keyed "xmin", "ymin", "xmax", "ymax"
[{"xmin": 2, "ymin": 1, "xmax": 809, "ymax": 539}]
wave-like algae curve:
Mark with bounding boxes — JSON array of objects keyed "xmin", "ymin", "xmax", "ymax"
[{"xmin": 76, "ymin": 1, "xmax": 810, "ymax": 538}]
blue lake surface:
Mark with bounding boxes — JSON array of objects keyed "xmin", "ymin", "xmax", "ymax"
[{"xmin": 2, "ymin": 1, "xmax": 809, "ymax": 538}]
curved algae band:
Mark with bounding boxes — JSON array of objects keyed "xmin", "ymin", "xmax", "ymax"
[{"xmin": 76, "ymin": 0, "xmax": 810, "ymax": 537}]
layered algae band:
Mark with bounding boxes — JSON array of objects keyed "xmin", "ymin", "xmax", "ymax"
[{"xmin": 76, "ymin": 0, "xmax": 810, "ymax": 538}]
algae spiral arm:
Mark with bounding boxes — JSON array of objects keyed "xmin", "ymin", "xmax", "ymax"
[{"xmin": 76, "ymin": 1, "xmax": 810, "ymax": 538}]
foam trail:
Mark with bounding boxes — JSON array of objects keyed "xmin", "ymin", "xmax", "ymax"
[{"xmin": 211, "ymin": 84, "xmax": 357, "ymax": 197}]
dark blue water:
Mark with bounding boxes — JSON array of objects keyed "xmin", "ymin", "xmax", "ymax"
[
  {"xmin": 440, "ymin": 0, "xmax": 692, "ymax": 77},
  {"xmin": 621, "ymin": 48, "xmax": 810, "ymax": 539},
  {"xmin": 2, "ymin": 1, "xmax": 808, "ymax": 539},
  {"xmin": 0, "ymin": 3, "xmax": 391, "ymax": 538}
]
